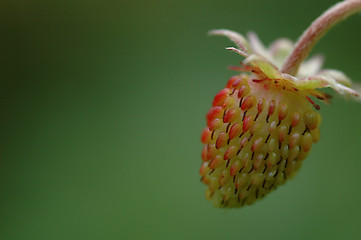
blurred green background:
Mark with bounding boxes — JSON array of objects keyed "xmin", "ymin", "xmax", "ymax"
[{"xmin": 1, "ymin": 0, "xmax": 360, "ymax": 239}]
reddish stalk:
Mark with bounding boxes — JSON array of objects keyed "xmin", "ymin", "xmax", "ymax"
[{"xmin": 282, "ymin": 0, "xmax": 361, "ymax": 76}]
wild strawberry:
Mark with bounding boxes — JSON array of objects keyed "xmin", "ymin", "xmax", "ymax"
[{"xmin": 200, "ymin": 0, "xmax": 361, "ymax": 208}]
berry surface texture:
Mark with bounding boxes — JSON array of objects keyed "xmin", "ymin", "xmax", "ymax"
[{"xmin": 200, "ymin": 0, "xmax": 361, "ymax": 208}]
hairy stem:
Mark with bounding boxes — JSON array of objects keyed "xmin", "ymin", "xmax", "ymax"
[{"xmin": 282, "ymin": 0, "xmax": 361, "ymax": 75}]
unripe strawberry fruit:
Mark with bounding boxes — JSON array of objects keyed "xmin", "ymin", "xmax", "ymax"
[
  {"xmin": 200, "ymin": 0, "xmax": 361, "ymax": 207},
  {"xmin": 200, "ymin": 73, "xmax": 321, "ymax": 207}
]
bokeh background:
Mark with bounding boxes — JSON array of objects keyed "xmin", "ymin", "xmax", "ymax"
[{"xmin": 1, "ymin": 0, "xmax": 361, "ymax": 239}]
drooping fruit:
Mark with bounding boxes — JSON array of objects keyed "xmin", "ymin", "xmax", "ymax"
[
  {"xmin": 200, "ymin": 0, "xmax": 361, "ymax": 207},
  {"xmin": 201, "ymin": 74, "xmax": 321, "ymax": 207}
]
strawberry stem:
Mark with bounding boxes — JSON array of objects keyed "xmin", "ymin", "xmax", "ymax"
[{"xmin": 282, "ymin": 0, "xmax": 361, "ymax": 76}]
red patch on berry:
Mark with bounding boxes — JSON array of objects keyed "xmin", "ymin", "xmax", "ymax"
[
  {"xmin": 229, "ymin": 123, "xmax": 242, "ymax": 140},
  {"xmin": 206, "ymin": 106, "xmax": 223, "ymax": 125},
  {"xmin": 223, "ymin": 108, "xmax": 238, "ymax": 123},
  {"xmin": 201, "ymin": 128, "xmax": 212, "ymax": 144},
  {"xmin": 241, "ymin": 95, "xmax": 256, "ymax": 111},
  {"xmin": 243, "ymin": 115, "xmax": 253, "ymax": 132},
  {"xmin": 213, "ymin": 88, "xmax": 231, "ymax": 106}
]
